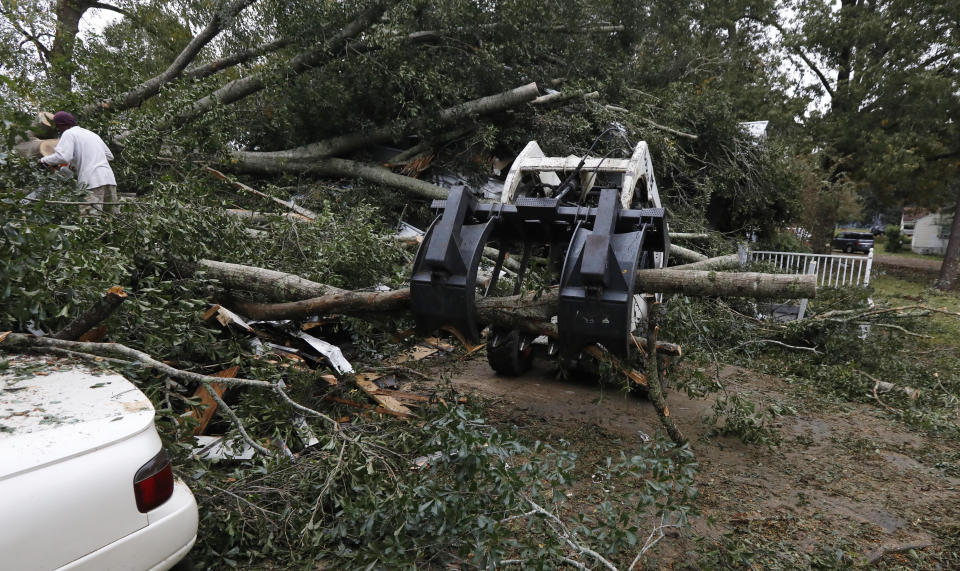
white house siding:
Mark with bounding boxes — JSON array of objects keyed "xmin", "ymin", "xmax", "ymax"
[{"xmin": 910, "ymin": 213, "xmax": 950, "ymax": 255}]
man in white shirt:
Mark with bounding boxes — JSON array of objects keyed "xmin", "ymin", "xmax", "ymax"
[{"xmin": 40, "ymin": 111, "xmax": 117, "ymax": 212}]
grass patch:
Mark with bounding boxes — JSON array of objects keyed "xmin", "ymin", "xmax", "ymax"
[{"xmin": 873, "ymin": 241, "xmax": 945, "ymax": 261}]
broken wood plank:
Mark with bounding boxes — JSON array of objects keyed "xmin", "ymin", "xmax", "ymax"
[
  {"xmin": 77, "ymin": 326, "xmax": 107, "ymax": 343},
  {"xmin": 204, "ymin": 304, "xmax": 255, "ymax": 333},
  {"xmin": 440, "ymin": 325, "xmax": 482, "ymax": 352},
  {"xmin": 318, "ymin": 373, "xmax": 338, "ymax": 386},
  {"xmin": 354, "ymin": 373, "xmax": 414, "ymax": 417},
  {"xmin": 185, "ymin": 366, "xmax": 238, "ymax": 436},
  {"xmin": 387, "ymin": 336, "xmax": 456, "ymax": 365}
]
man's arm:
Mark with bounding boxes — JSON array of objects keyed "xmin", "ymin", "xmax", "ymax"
[{"xmin": 102, "ymin": 140, "xmax": 114, "ymax": 161}]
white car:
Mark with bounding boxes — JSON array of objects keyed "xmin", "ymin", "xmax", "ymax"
[{"xmin": 0, "ymin": 359, "xmax": 198, "ymax": 570}]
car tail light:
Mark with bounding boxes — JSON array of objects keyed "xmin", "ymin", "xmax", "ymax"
[{"xmin": 134, "ymin": 449, "xmax": 174, "ymax": 513}]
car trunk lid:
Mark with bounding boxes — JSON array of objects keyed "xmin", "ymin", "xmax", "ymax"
[
  {"xmin": 1, "ymin": 361, "xmax": 158, "ymax": 569},
  {"xmin": 1, "ymin": 366, "xmax": 155, "ymax": 480}
]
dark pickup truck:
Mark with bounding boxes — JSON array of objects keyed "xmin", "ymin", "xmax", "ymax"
[{"xmin": 832, "ymin": 231, "xmax": 874, "ymax": 254}]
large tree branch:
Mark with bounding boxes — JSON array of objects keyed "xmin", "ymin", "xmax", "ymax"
[
  {"xmin": 84, "ymin": 0, "xmax": 258, "ymax": 115},
  {"xmin": 183, "ymin": 38, "xmax": 291, "ymax": 81},
  {"xmin": 87, "ymin": 2, "xmax": 130, "ymax": 17},
  {"xmin": 225, "ymin": 269, "xmax": 816, "ymax": 321},
  {"xmin": 756, "ymin": 17, "xmax": 835, "ymax": 99},
  {"xmin": 0, "ymin": 3, "xmax": 51, "ymax": 63},
  {"xmin": 173, "ymin": 258, "xmax": 347, "ymax": 301},
  {"xmin": 231, "ymin": 82, "xmax": 539, "ymax": 165},
  {"xmin": 670, "ymin": 253, "xmax": 741, "ymax": 271},
  {"xmin": 176, "ymin": 0, "xmax": 390, "ymax": 123},
  {"xmin": 227, "ymin": 156, "xmax": 452, "ymax": 201}
]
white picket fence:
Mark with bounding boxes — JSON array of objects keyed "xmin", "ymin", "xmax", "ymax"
[
  {"xmin": 749, "ymin": 248, "xmax": 874, "ymax": 288},
  {"xmin": 747, "ymin": 248, "xmax": 874, "ymax": 320}
]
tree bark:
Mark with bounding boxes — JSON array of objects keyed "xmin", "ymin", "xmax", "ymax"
[
  {"xmin": 50, "ymin": 0, "xmax": 87, "ymax": 94},
  {"xmin": 176, "ymin": 1, "xmax": 389, "ymax": 123},
  {"xmin": 218, "ymin": 268, "xmax": 815, "ymax": 321},
  {"xmin": 670, "ymin": 253, "xmax": 741, "ymax": 271},
  {"xmin": 182, "ymin": 38, "xmax": 290, "ymax": 82},
  {"xmin": 229, "ymin": 288, "xmax": 411, "ymax": 320},
  {"xmin": 228, "ymin": 156, "xmax": 452, "ymax": 201},
  {"xmin": 52, "ymin": 285, "xmax": 127, "ymax": 340},
  {"xmin": 83, "ymin": 0, "xmax": 257, "ymax": 116},
  {"xmin": 669, "ymin": 243, "xmax": 708, "ymax": 262},
  {"xmin": 637, "ymin": 269, "xmax": 816, "ymax": 298},
  {"xmin": 936, "ymin": 187, "xmax": 960, "ymax": 290},
  {"xmin": 231, "ymin": 83, "xmax": 540, "ymax": 166},
  {"xmin": 174, "ymin": 258, "xmax": 346, "ymax": 301}
]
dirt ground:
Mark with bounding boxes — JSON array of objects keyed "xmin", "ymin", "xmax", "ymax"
[{"xmin": 428, "ymin": 353, "xmax": 960, "ymax": 568}]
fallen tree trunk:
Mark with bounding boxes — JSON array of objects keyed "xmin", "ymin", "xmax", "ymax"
[
  {"xmin": 230, "ymin": 288, "xmax": 411, "ymax": 320},
  {"xmin": 222, "ymin": 267, "xmax": 816, "ymax": 321},
  {"xmin": 225, "ymin": 209, "xmax": 312, "ymax": 224},
  {"xmin": 231, "ymin": 82, "xmax": 539, "ymax": 167},
  {"xmin": 669, "ymin": 243, "xmax": 708, "ymax": 262},
  {"xmin": 386, "ymin": 125, "xmax": 475, "ymax": 164},
  {"xmin": 636, "ymin": 269, "xmax": 815, "ymax": 299},
  {"xmin": 174, "ymin": 258, "xmax": 347, "ymax": 301},
  {"xmin": 531, "ymin": 89, "xmax": 599, "ymax": 106},
  {"xmin": 671, "ymin": 253, "xmax": 741, "ymax": 271}
]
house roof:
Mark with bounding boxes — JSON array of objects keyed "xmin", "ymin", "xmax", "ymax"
[
  {"xmin": 901, "ymin": 207, "xmax": 930, "ymax": 222},
  {"xmin": 739, "ymin": 121, "xmax": 769, "ymax": 138}
]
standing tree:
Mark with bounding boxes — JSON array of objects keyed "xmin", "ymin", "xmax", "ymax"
[{"xmin": 768, "ymin": 0, "xmax": 959, "ymax": 285}]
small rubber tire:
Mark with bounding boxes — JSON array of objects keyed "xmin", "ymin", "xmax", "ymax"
[
  {"xmin": 844, "ymin": 245, "xmax": 853, "ymax": 253},
  {"xmin": 487, "ymin": 328, "xmax": 534, "ymax": 376}
]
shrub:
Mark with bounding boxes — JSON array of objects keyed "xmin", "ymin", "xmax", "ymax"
[{"xmin": 885, "ymin": 224, "xmax": 903, "ymax": 252}]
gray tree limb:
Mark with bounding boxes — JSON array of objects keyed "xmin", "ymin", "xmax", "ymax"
[
  {"xmin": 83, "ymin": 0, "xmax": 258, "ymax": 116},
  {"xmin": 228, "ymin": 156, "xmax": 451, "ymax": 201},
  {"xmin": 183, "ymin": 38, "xmax": 291, "ymax": 81},
  {"xmin": 176, "ymin": 0, "xmax": 390, "ymax": 123},
  {"xmin": 231, "ymin": 82, "xmax": 539, "ymax": 166}
]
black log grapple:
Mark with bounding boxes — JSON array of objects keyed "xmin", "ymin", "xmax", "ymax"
[{"xmin": 410, "ymin": 140, "xmax": 670, "ymax": 375}]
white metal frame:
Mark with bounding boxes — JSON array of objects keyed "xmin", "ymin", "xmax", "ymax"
[
  {"xmin": 748, "ymin": 248, "xmax": 874, "ymax": 288},
  {"xmin": 501, "ymin": 141, "xmax": 662, "ymax": 210},
  {"xmin": 501, "ymin": 140, "xmax": 667, "ymax": 329}
]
